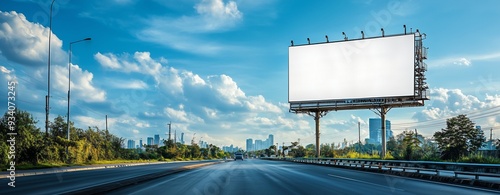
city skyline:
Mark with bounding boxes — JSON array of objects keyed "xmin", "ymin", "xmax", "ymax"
[{"xmin": 246, "ymin": 134, "xmax": 275, "ymax": 152}]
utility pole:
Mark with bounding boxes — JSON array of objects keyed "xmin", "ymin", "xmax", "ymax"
[
  {"xmin": 46, "ymin": 0, "xmax": 56, "ymax": 139},
  {"xmin": 105, "ymin": 115, "xmax": 108, "ymax": 132},
  {"xmin": 358, "ymin": 122, "xmax": 360, "ymax": 143},
  {"xmin": 174, "ymin": 129, "xmax": 177, "ymax": 148},
  {"xmin": 358, "ymin": 121, "xmax": 361, "ymax": 152},
  {"xmin": 491, "ymin": 128, "xmax": 493, "ymax": 150},
  {"xmin": 167, "ymin": 122, "xmax": 171, "ymax": 141}
]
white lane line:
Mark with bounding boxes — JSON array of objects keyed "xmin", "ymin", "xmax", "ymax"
[{"xmin": 327, "ymin": 174, "xmax": 405, "ymax": 192}]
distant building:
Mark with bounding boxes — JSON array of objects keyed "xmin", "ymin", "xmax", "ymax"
[
  {"xmin": 247, "ymin": 134, "xmax": 275, "ymax": 151},
  {"xmin": 147, "ymin": 137, "xmax": 154, "ymax": 146},
  {"xmin": 477, "ymin": 125, "xmax": 495, "ymax": 150},
  {"xmin": 127, "ymin": 139, "xmax": 135, "ymax": 149},
  {"xmin": 268, "ymin": 134, "xmax": 274, "ymax": 148},
  {"xmin": 369, "ymin": 118, "xmax": 393, "ymax": 145},
  {"xmin": 139, "ymin": 139, "xmax": 143, "ymax": 148},
  {"xmin": 255, "ymin": 140, "xmax": 263, "ymax": 150},
  {"xmin": 222, "ymin": 144, "xmax": 240, "ymax": 152},
  {"xmin": 246, "ymin": 138, "xmax": 253, "ymax": 152},
  {"xmin": 180, "ymin": 133, "xmax": 185, "ymax": 144},
  {"xmin": 154, "ymin": 134, "xmax": 160, "ymax": 146}
]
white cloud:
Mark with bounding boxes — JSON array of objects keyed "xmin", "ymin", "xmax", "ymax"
[
  {"xmin": 0, "ymin": 11, "xmax": 65, "ymax": 66},
  {"xmin": 485, "ymin": 94, "xmax": 500, "ymax": 106},
  {"xmin": 164, "ymin": 105, "xmax": 204, "ymax": 124},
  {"xmin": 245, "ymin": 95, "xmax": 281, "ymax": 113},
  {"xmin": 194, "ymin": 0, "xmax": 242, "ymax": 30},
  {"xmin": 453, "ymin": 58, "xmax": 471, "ymax": 66},
  {"xmin": 209, "ymin": 74, "xmax": 245, "ymax": 105},
  {"xmin": 430, "ymin": 51, "xmax": 500, "ymax": 67},
  {"xmin": 0, "ymin": 66, "xmax": 11, "ymax": 74},
  {"xmin": 135, "ymin": 0, "xmax": 243, "ymax": 55},
  {"xmin": 52, "ymin": 63, "xmax": 106, "ymax": 102},
  {"xmin": 94, "ymin": 52, "xmax": 121, "ymax": 69},
  {"xmin": 74, "ymin": 116, "xmax": 111, "ymax": 130},
  {"xmin": 203, "ymin": 107, "xmax": 218, "ymax": 118},
  {"xmin": 108, "ymin": 79, "xmax": 148, "ymax": 89},
  {"xmin": 411, "ymin": 88, "xmax": 500, "ymax": 122},
  {"xmin": 135, "ymin": 122, "xmax": 150, "ymax": 128},
  {"xmin": 95, "ymin": 51, "xmax": 183, "ymax": 95}
]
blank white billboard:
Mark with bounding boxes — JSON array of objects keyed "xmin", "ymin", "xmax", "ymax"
[{"xmin": 289, "ymin": 34, "xmax": 415, "ymax": 103}]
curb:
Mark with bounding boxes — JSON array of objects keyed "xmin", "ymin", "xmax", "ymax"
[{"xmin": 1, "ymin": 161, "xmax": 199, "ymax": 178}]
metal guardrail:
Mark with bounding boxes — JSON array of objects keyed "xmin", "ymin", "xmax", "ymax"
[
  {"xmin": 280, "ymin": 157, "xmax": 500, "ymax": 174},
  {"xmin": 263, "ymin": 157, "xmax": 500, "ymax": 189}
]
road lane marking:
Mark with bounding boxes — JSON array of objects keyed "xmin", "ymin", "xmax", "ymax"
[
  {"xmin": 327, "ymin": 167, "xmax": 500, "ymax": 193},
  {"xmin": 327, "ymin": 174, "xmax": 405, "ymax": 192}
]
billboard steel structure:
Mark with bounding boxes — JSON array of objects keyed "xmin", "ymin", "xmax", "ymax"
[{"xmin": 288, "ymin": 29, "xmax": 428, "ymax": 158}]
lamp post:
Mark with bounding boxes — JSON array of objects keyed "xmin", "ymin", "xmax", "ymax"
[
  {"xmin": 67, "ymin": 37, "xmax": 91, "ymax": 159},
  {"xmin": 47, "ymin": 0, "xmax": 56, "ymax": 138}
]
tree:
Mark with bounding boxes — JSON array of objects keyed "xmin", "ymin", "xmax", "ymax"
[
  {"xmin": 305, "ymin": 144, "xmax": 315, "ymax": 157},
  {"xmin": 433, "ymin": 114, "xmax": 486, "ymax": 160},
  {"xmin": 269, "ymin": 145, "xmax": 277, "ymax": 156},
  {"xmin": 0, "ymin": 110, "xmax": 44, "ymax": 165},
  {"xmin": 291, "ymin": 146, "xmax": 306, "ymax": 158}
]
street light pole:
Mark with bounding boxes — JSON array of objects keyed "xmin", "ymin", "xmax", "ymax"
[
  {"xmin": 67, "ymin": 37, "xmax": 91, "ymax": 160},
  {"xmin": 47, "ymin": 0, "xmax": 56, "ymax": 138}
]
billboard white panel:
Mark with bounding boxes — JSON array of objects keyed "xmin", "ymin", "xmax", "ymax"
[{"xmin": 289, "ymin": 34, "xmax": 415, "ymax": 103}]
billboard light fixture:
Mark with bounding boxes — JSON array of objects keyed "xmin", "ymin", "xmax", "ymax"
[
  {"xmin": 361, "ymin": 31, "xmax": 364, "ymax": 39},
  {"xmin": 381, "ymin": 28, "xmax": 385, "ymax": 37},
  {"xmin": 325, "ymin": 35, "xmax": 329, "ymax": 43},
  {"xmin": 403, "ymin": 25, "xmax": 407, "ymax": 34},
  {"xmin": 342, "ymin": 32, "xmax": 348, "ymax": 41},
  {"xmin": 307, "ymin": 38, "xmax": 310, "ymax": 44},
  {"xmin": 291, "ymin": 40, "xmax": 294, "ymax": 46}
]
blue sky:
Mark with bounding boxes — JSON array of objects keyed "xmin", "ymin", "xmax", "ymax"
[{"xmin": 1, "ymin": 0, "xmax": 500, "ymax": 148}]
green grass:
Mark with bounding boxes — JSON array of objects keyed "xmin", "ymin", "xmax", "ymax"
[{"xmin": 457, "ymin": 154, "xmax": 500, "ymax": 164}]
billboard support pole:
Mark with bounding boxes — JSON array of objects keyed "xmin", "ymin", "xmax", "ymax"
[
  {"xmin": 381, "ymin": 107, "xmax": 387, "ymax": 158},
  {"xmin": 308, "ymin": 110, "xmax": 328, "ymax": 158},
  {"xmin": 372, "ymin": 107, "xmax": 391, "ymax": 158},
  {"xmin": 315, "ymin": 111, "xmax": 320, "ymax": 158}
]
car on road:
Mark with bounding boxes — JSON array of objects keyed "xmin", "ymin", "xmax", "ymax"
[{"xmin": 234, "ymin": 153, "xmax": 243, "ymax": 161}]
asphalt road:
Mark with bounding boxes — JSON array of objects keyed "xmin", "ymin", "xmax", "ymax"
[
  {"xmin": 110, "ymin": 159, "xmax": 499, "ymax": 195},
  {"xmin": 0, "ymin": 161, "xmax": 216, "ymax": 194}
]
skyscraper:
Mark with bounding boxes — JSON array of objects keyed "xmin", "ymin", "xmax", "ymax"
[
  {"xmin": 127, "ymin": 139, "xmax": 135, "ymax": 149},
  {"xmin": 154, "ymin": 134, "xmax": 160, "ymax": 146},
  {"xmin": 268, "ymin": 134, "xmax": 274, "ymax": 148},
  {"xmin": 246, "ymin": 138, "xmax": 253, "ymax": 152},
  {"xmin": 369, "ymin": 118, "xmax": 392, "ymax": 145},
  {"xmin": 180, "ymin": 132, "xmax": 185, "ymax": 144},
  {"xmin": 147, "ymin": 137, "xmax": 154, "ymax": 146},
  {"xmin": 255, "ymin": 140, "xmax": 263, "ymax": 150},
  {"xmin": 139, "ymin": 139, "xmax": 143, "ymax": 148}
]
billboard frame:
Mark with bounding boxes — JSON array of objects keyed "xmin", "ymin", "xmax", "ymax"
[
  {"xmin": 289, "ymin": 32, "xmax": 428, "ymax": 113},
  {"xmin": 288, "ymin": 30, "xmax": 429, "ymax": 158}
]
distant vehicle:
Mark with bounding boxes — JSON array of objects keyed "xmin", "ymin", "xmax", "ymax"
[{"xmin": 235, "ymin": 153, "xmax": 244, "ymax": 161}]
